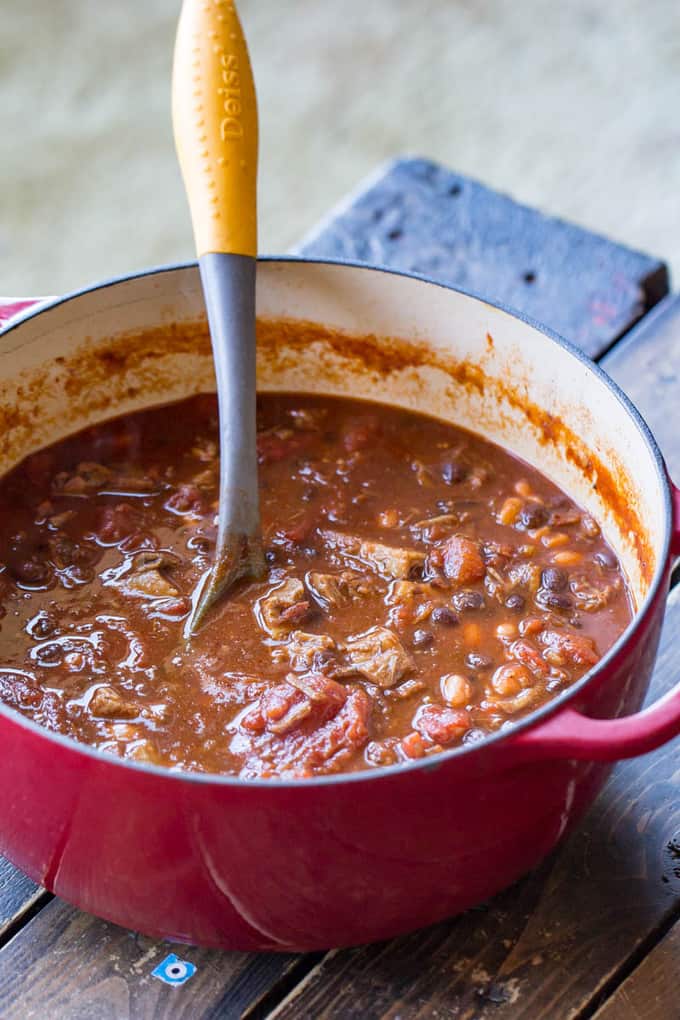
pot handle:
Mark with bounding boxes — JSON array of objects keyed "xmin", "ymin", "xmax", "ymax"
[
  {"xmin": 511, "ymin": 683, "xmax": 680, "ymax": 762},
  {"xmin": 0, "ymin": 297, "xmax": 45, "ymax": 327},
  {"xmin": 672, "ymin": 481, "xmax": 680, "ymax": 557}
]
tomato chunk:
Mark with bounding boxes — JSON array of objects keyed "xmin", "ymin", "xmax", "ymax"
[
  {"xmin": 539, "ymin": 630, "xmax": 599, "ymax": 667},
  {"xmin": 238, "ymin": 675, "xmax": 371, "ymax": 777},
  {"xmin": 413, "ymin": 704, "xmax": 470, "ymax": 745},
  {"xmin": 257, "ymin": 430, "xmax": 314, "ymax": 464},
  {"xmin": 96, "ymin": 503, "xmax": 140, "ymax": 544}
]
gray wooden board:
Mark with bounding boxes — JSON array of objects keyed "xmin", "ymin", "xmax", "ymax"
[
  {"xmin": 0, "ymin": 900, "xmax": 306, "ymax": 1020},
  {"xmin": 601, "ymin": 293, "xmax": 680, "ymax": 479},
  {"xmin": 296, "ymin": 157, "xmax": 669, "ymax": 359},
  {"xmin": 591, "ymin": 921, "xmax": 680, "ymax": 1020},
  {"xmin": 0, "ymin": 858, "xmax": 46, "ymax": 941}
]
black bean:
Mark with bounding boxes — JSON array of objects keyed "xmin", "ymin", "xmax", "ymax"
[
  {"xmin": 72, "ymin": 544, "xmax": 96, "ymax": 567},
  {"xmin": 452, "ymin": 590, "xmax": 484, "ymax": 612},
  {"xmin": 67, "ymin": 565, "xmax": 94, "ymax": 584},
  {"xmin": 13, "ymin": 559, "xmax": 50, "ymax": 586},
  {"xmin": 408, "ymin": 563, "xmax": 425, "ymax": 581},
  {"xmin": 187, "ymin": 535, "xmax": 212, "ymax": 555},
  {"xmin": 518, "ymin": 504, "xmax": 548, "ymax": 529},
  {"xmin": 432, "ymin": 606, "xmax": 459, "ymax": 626},
  {"xmin": 264, "ymin": 549, "xmax": 277, "ymax": 564},
  {"xmin": 441, "ymin": 459, "xmax": 466, "ymax": 485},
  {"xmin": 466, "ymin": 651, "xmax": 493, "ymax": 671},
  {"xmin": 504, "ymin": 592, "xmax": 526, "ymax": 612},
  {"xmin": 541, "ymin": 567, "xmax": 568, "ymax": 591},
  {"xmin": 27, "ymin": 612, "xmax": 56, "ymax": 639},
  {"xmin": 36, "ymin": 642, "xmax": 63, "ymax": 666},
  {"xmin": 8, "ymin": 532, "xmax": 28, "ymax": 555},
  {"xmin": 536, "ymin": 589, "xmax": 573, "ymax": 611},
  {"xmin": 412, "ymin": 628, "xmax": 434, "ymax": 648},
  {"xmin": 52, "ymin": 537, "xmax": 77, "ymax": 565},
  {"xmin": 548, "ymin": 495, "xmax": 571, "ymax": 509},
  {"xmin": 595, "ymin": 549, "xmax": 618, "ymax": 569}
]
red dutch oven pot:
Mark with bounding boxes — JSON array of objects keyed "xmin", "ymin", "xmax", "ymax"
[{"xmin": 0, "ymin": 260, "xmax": 679, "ymax": 951}]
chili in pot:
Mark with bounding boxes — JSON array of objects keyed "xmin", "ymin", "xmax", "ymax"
[{"xmin": 0, "ymin": 392, "xmax": 632, "ymax": 778}]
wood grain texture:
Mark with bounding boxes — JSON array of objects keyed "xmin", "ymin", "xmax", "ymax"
[
  {"xmin": 267, "ymin": 587, "xmax": 680, "ymax": 1020},
  {"xmin": 0, "ymin": 899, "xmax": 304, "ymax": 1020},
  {"xmin": 297, "ymin": 157, "xmax": 669, "ymax": 359},
  {"xmin": 601, "ymin": 293, "xmax": 680, "ymax": 479},
  {"xmin": 591, "ymin": 921, "xmax": 680, "ymax": 1020},
  {"xmin": 0, "ymin": 857, "xmax": 47, "ymax": 941}
]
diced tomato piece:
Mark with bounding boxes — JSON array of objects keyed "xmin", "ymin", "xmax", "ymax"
[
  {"xmin": 240, "ymin": 704, "xmax": 267, "ymax": 734},
  {"xmin": 413, "ymin": 703, "xmax": 469, "ymax": 745},
  {"xmin": 342, "ymin": 416, "xmax": 382, "ymax": 453},
  {"xmin": 96, "ymin": 503, "xmax": 140, "ymax": 544},
  {"xmin": 539, "ymin": 630, "xmax": 599, "ymax": 667},
  {"xmin": 279, "ymin": 600, "xmax": 313, "ymax": 626},
  {"xmin": 0, "ymin": 671, "xmax": 44, "ymax": 710},
  {"xmin": 257, "ymin": 430, "xmax": 314, "ymax": 464},
  {"xmin": 400, "ymin": 731, "xmax": 427, "ymax": 758},
  {"xmin": 299, "ymin": 688, "xmax": 370, "ymax": 770},
  {"xmin": 245, "ymin": 675, "xmax": 347, "ymax": 737},
  {"xmin": 508, "ymin": 638, "xmax": 549, "ymax": 678},
  {"xmin": 164, "ymin": 484, "xmax": 205, "ymax": 515},
  {"xmin": 23, "ymin": 451, "xmax": 54, "ymax": 487},
  {"xmin": 272, "ymin": 512, "xmax": 317, "ymax": 550},
  {"xmin": 261, "ymin": 683, "xmax": 301, "ymax": 726},
  {"xmin": 238, "ymin": 676, "xmax": 369, "ymax": 776},
  {"xmin": 155, "ymin": 596, "xmax": 192, "ymax": 619},
  {"xmin": 281, "ymin": 521, "xmax": 312, "ymax": 545},
  {"xmin": 320, "ymin": 495, "xmax": 348, "ymax": 524}
]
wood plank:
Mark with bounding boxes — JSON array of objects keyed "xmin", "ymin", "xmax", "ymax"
[
  {"xmin": 590, "ymin": 920, "xmax": 680, "ymax": 1020},
  {"xmin": 266, "ymin": 586, "xmax": 680, "ymax": 1020},
  {"xmin": 601, "ymin": 293, "xmax": 680, "ymax": 479},
  {"xmin": 297, "ymin": 157, "xmax": 669, "ymax": 358},
  {"xmin": 0, "ymin": 858, "xmax": 48, "ymax": 941},
  {"xmin": 0, "ymin": 898, "xmax": 307, "ymax": 1020}
]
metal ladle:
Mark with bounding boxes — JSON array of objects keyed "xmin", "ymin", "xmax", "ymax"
[{"xmin": 172, "ymin": 0, "xmax": 265, "ymax": 633}]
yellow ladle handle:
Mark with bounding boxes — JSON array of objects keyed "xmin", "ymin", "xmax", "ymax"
[{"xmin": 172, "ymin": 0, "xmax": 258, "ymax": 257}]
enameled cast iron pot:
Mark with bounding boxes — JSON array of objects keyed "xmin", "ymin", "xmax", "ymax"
[{"xmin": 1, "ymin": 260, "xmax": 680, "ymax": 951}]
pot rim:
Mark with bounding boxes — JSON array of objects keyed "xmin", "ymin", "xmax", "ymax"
[{"xmin": 0, "ymin": 257, "xmax": 672, "ymax": 787}]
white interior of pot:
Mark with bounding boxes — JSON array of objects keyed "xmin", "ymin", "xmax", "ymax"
[{"xmin": 0, "ymin": 261, "xmax": 666, "ymax": 610}]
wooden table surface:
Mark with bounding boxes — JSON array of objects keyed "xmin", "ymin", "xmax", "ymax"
[{"xmin": 1, "ymin": 160, "xmax": 679, "ymax": 1019}]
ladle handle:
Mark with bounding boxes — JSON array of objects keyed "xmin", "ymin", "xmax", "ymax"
[{"xmin": 172, "ymin": 0, "xmax": 258, "ymax": 257}]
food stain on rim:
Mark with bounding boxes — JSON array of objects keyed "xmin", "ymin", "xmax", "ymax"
[
  {"xmin": 256, "ymin": 317, "xmax": 654, "ymax": 590},
  {"xmin": 0, "ymin": 314, "xmax": 654, "ymax": 596}
]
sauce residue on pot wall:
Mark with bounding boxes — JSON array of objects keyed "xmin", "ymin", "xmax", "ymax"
[
  {"xmin": 256, "ymin": 317, "xmax": 654, "ymax": 591},
  {"xmin": 0, "ymin": 315, "xmax": 653, "ymax": 594}
]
